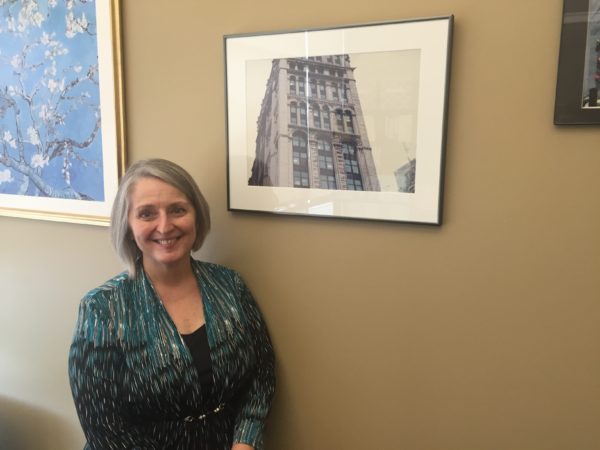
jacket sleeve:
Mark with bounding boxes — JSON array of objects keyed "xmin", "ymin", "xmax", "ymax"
[
  {"xmin": 231, "ymin": 275, "xmax": 276, "ymax": 450},
  {"xmin": 68, "ymin": 291, "xmax": 160, "ymax": 450}
]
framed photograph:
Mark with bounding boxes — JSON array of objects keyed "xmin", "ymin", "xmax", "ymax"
[
  {"xmin": 225, "ymin": 16, "xmax": 453, "ymax": 225},
  {"xmin": 555, "ymin": 0, "xmax": 600, "ymax": 124},
  {"xmin": 0, "ymin": 0, "xmax": 125, "ymax": 226}
]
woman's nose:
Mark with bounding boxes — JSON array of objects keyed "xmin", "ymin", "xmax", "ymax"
[{"xmin": 156, "ymin": 212, "xmax": 174, "ymax": 233}]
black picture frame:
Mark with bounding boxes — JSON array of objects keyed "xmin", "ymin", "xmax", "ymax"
[
  {"xmin": 555, "ymin": 0, "xmax": 600, "ymax": 125},
  {"xmin": 224, "ymin": 16, "xmax": 453, "ymax": 225}
]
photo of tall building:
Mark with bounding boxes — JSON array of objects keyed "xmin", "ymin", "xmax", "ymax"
[
  {"xmin": 582, "ymin": 0, "xmax": 600, "ymax": 108},
  {"xmin": 248, "ymin": 55, "xmax": 381, "ymax": 191}
]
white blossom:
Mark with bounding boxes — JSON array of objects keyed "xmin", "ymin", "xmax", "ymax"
[
  {"xmin": 18, "ymin": 0, "xmax": 45, "ymax": 32},
  {"xmin": 31, "ymin": 153, "xmax": 49, "ymax": 169},
  {"xmin": 44, "ymin": 60, "xmax": 57, "ymax": 77},
  {"xmin": 3, "ymin": 131, "xmax": 17, "ymax": 149},
  {"xmin": 48, "ymin": 0, "xmax": 57, "ymax": 7},
  {"xmin": 74, "ymin": 65, "xmax": 82, "ymax": 73},
  {"xmin": 47, "ymin": 78, "xmax": 65, "ymax": 93},
  {"xmin": 62, "ymin": 155, "xmax": 72, "ymax": 185},
  {"xmin": 65, "ymin": 12, "xmax": 87, "ymax": 38},
  {"xmin": 32, "ymin": 12, "xmax": 44, "ymax": 27},
  {"xmin": 10, "ymin": 54, "xmax": 22, "ymax": 70},
  {"xmin": 40, "ymin": 32, "xmax": 51, "ymax": 45},
  {"xmin": 44, "ymin": 38, "xmax": 69, "ymax": 59},
  {"xmin": 39, "ymin": 104, "xmax": 50, "ymax": 121},
  {"xmin": 0, "ymin": 169, "xmax": 13, "ymax": 184},
  {"xmin": 27, "ymin": 126, "xmax": 40, "ymax": 145},
  {"xmin": 47, "ymin": 79, "xmax": 58, "ymax": 92},
  {"xmin": 6, "ymin": 17, "xmax": 15, "ymax": 33}
]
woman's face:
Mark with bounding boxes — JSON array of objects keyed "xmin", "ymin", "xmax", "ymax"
[{"xmin": 127, "ymin": 177, "xmax": 197, "ymax": 273}]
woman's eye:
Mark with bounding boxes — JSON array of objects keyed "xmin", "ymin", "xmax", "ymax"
[
  {"xmin": 137, "ymin": 210, "xmax": 155, "ymax": 219},
  {"xmin": 172, "ymin": 206, "xmax": 186, "ymax": 215}
]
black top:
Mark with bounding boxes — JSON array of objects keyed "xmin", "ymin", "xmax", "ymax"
[{"xmin": 181, "ymin": 324, "xmax": 213, "ymax": 387}]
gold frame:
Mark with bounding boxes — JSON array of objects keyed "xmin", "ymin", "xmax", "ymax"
[{"xmin": 0, "ymin": 0, "xmax": 126, "ymax": 226}]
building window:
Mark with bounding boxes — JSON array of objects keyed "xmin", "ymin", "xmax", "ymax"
[
  {"xmin": 346, "ymin": 177, "xmax": 363, "ymax": 190},
  {"xmin": 335, "ymin": 109, "xmax": 344, "ymax": 132},
  {"xmin": 318, "ymin": 140, "xmax": 334, "ymax": 169},
  {"xmin": 319, "ymin": 175, "xmax": 336, "ymax": 189},
  {"xmin": 309, "ymin": 78, "xmax": 316, "ymax": 98},
  {"xmin": 312, "ymin": 105, "xmax": 321, "ymax": 128},
  {"xmin": 326, "ymin": 56, "xmax": 333, "ymax": 64},
  {"xmin": 345, "ymin": 111, "xmax": 354, "ymax": 133},
  {"xmin": 318, "ymin": 80, "xmax": 326, "ymax": 99},
  {"xmin": 293, "ymin": 133, "xmax": 309, "ymax": 188},
  {"xmin": 334, "ymin": 55, "xmax": 341, "ymax": 65},
  {"xmin": 298, "ymin": 78, "xmax": 305, "ymax": 96},
  {"xmin": 343, "ymin": 81, "xmax": 349, "ymax": 100},
  {"xmin": 318, "ymin": 139, "xmax": 336, "ymax": 189},
  {"xmin": 289, "ymin": 76, "xmax": 296, "ymax": 95},
  {"xmin": 322, "ymin": 106, "xmax": 331, "ymax": 130},
  {"xmin": 290, "ymin": 102, "xmax": 297, "ymax": 125},
  {"xmin": 342, "ymin": 142, "xmax": 363, "ymax": 190},
  {"xmin": 331, "ymin": 84, "xmax": 338, "ymax": 100},
  {"xmin": 299, "ymin": 102, "xmax": 307, "ymax": 126}
]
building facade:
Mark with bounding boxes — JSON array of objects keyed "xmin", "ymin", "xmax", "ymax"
[
  {"xmin": 394, "ymin": 159, "xmax": 416, "ymax": 193},
  {"xmin": 248, "ymin": 55, "xmax": 380, "ymax": 191}
]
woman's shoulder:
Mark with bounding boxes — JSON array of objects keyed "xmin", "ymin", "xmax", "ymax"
[
  {"xmin": 74, "ymin": 272, "xmax": 133, "ymax": 336},
  {"xmin": 193, "ymin": 259, "xmax": 246, "ymax": 288},
  {"xmin": 193, "ymin": 259, "xmax": 239, "ymax": 278},
  {"xmin": 81, "ymin": 271, "xmax": 131, "ymax": 306}
]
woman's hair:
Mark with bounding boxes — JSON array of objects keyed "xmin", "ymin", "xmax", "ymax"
[{"xmin": 110, "ymin": 158, "xmax": 211, "ymax": 276}]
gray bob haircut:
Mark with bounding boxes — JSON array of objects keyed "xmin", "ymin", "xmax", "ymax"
[{"xmin": 110, "ymin": 158, "xmax": 211, "ymax": 276}]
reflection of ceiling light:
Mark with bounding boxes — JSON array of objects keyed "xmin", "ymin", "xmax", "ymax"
[{"xmin": 309, "ymin": 202, "xmax": 334, "ymax": 215}]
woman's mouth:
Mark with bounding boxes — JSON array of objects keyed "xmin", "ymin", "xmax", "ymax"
[{"xmin": 155, "ymin": 237, "xmax": 179, "ymax": 245}]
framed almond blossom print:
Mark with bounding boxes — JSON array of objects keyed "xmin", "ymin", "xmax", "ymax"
[{"xmin": 0, "ymin": 0, "xmax": 125, "ymax": 226}]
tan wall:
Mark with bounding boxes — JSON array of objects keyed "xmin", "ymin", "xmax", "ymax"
[{"xmin": 1, "ymin": 0, "xmax": 599, "ymax": 449}]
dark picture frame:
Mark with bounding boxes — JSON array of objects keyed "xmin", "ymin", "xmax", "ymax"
[
  {"xmin": 555, "ymin": 0, "xmax": 600, "ymax": 125},
  {"xmin": 224, "ymin": 16, "xmax": 453, "ymax": 225}
]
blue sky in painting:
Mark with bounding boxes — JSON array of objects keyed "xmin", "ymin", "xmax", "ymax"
[{"xmin": 0, "ymin": 0, "xmax": 104, "ymax": 201}]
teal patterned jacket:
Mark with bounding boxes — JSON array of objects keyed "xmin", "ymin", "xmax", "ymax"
[{"xmin": 68, "ymin": 259, "xmax": 276, "ymax": 450}]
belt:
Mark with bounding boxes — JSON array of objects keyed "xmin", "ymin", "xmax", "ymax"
[{"xmin": 183, "ymin": 403, "xmax": 226, "ymax": 422}]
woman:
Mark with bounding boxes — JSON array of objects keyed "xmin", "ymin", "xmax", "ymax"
[{"xmin": 68, "ymin": 159, "xmax": 275, "ymax": 450}]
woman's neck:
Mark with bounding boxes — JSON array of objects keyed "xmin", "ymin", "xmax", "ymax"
[{"xmin": 142, "ymin": 257, "xmax": 194, "ymax": 287}]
